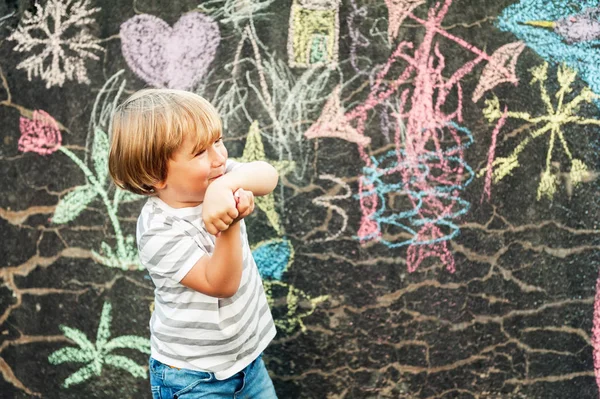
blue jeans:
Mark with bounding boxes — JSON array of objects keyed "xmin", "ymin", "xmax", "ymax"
[{"xmin": 149, "ymin": 356, "xmax": 278, "ymax": 399}]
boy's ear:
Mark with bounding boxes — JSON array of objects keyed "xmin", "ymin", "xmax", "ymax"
[{"xmin": 154, "ymin": 180, "xmax": 167, "ymax": 190}]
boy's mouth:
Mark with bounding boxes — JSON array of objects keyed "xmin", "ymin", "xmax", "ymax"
[{"xmin": 209, "ymin": 174, "xmax": 223, "ymax": 181}]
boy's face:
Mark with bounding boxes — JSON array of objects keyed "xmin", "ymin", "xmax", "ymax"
[{"xmin": 157, "ymin": 133, "xmax": 227, "ymax": 208}]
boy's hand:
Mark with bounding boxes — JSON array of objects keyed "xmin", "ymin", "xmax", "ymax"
[
  {"xmin": 213, "ymin": 189, "xmax": 254, "ymax": 237},
  {"xmin": 233, "ymin": 188, "xmax": 255, "ymax": 222},
  {"xmin": 202, "ymin": 182, "xmax": 239, "ymax": 236}
]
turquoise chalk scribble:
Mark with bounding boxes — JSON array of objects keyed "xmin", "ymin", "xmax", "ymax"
[
  {"xmin": 252, "ymin": 238, "xmax": 292, "ymax": 280},
  {"xmin": 355, "ymin": 123, "xmax": 474, "ymax": 248}
]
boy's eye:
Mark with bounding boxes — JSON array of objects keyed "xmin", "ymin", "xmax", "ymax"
[{"xmin": 194, "ymin": 138, "xmax": 222, "ymax": 155}]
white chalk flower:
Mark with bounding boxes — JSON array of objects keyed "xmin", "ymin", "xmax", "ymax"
[{"xmin": 9, "ymin": 0, "xmax": 104, "ymax": 88}]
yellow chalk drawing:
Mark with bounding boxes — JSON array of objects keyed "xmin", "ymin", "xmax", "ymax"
[
  {"xmin": 264, "ymin": 280, "xmax": 328, "ymax": 334},
  {"xmin": 249, "ymin": 227, "xmax": 327, "ymax": 334},
  {"xmin": 570, "ymin": 158, "xmax": 589, "ymax": 185},
  {"xmin": 287, "ymin": 0, "xmax": 340, "ymax": 68},
  {"xmin": 481, "ymin": 62, "xmax": 599, "ymax": 200},
  {"xmin": 234, "ymin": 121, "xmax": 294, "ymax": 234},
  {"xmin": 48, "ymin": 302, "xmax": 150, "ymax": 388}
]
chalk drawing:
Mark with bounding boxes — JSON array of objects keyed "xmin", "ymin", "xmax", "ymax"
[
  {"xmin": 593, "ymin": 271, "xmax": 600, "ymax": 395},
  {"xmin": 498, "ymin": 0, "xmax": 600, "ymax": 98},
  {"xmin": 246, "ymin": 212, "xmax": 327, "ymax": 334},
  {"xmin": 480, "ymin": 63, "xmax": 599, "ymax": 200},
  {"xmin": 347, "ymin": 0, "xmax": 404, "ymax": 144},
  {"xmin": 17, "ymin": 71, "xmax": 142, "ymax": 270},
  {"xmin": 305, "ymin": 0, "xmax": 510, "ymax": 272},
  {"xmin": 199, "ymin": 0, "xmax": 275, "ymax": 30},
  {"xmin": 308, "ymin": 174, "xmax": 351, "ymax": 243},
  {"xmin": 287, "ymin": 0, "xmax": 340, "ymax": 69},
  {"xmin": 8, "ymin": 0, "xmax": 103, "ymax": 88},
  {"xmin": 48, "ymin": 302, "xmax": 150, "ymax": 388},
  {"xmin": 482, "ymin": 108, "xmax": 508, "ymax": 203},
  {"xmin": 499, "ymin": 4, "xmax": 600, "ymax": 394},
  {"xmin": 265, "ymin": 280, "xmax": 328, "ymax": 334},
  {"xmin": 524, "ymin": 7, "xmax": 600, "ymax": 44},
  {"xmin": 357, "ymin": 124, "xmax": 474, "ymax": 273},
  {"xmin": 206, "ymin": 20, "xmax": 332, "ymax": 180},
  {"xmin": 18, "ymin": 110, "xmax": 62, "ymax": 155},
  {"xmin": 234, "ymin": 121, "xmax": 295, "ymax": 234},
  {"xmin": 347, "ymin": 0, "xmax": 370, "ymax": 76},
  {"xmin": 120, "ymin": 12, "xmax": 220, "ymax": 90},
  {"xmin": 0, "ymin": 11, "xmax": 15, "ymax": 28},
  {"xmin": 385, "ymin": 0, "xmax": 426, "ymax": 43},
  {"xmin": 304, "ymin": 86, "xmax": 371, "ymax": 147},
  {"xmin": 472, "ymin": 42, "xmax": 525, "ymax": 103},
  {"xmin": 252, "ymin": 238, "xmax": 294, "ymax": 280}
]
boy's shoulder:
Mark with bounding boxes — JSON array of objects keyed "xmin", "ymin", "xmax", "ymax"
[
  {"xmin": 137, "ymin": 197, "xmax": 203, "ymax": 239},
  {"xmin": 140, "ymin": 197, "xmax": 202, "ymax": 220},
  {"xmin": 138, "ymin": 197, "xmax": 170, "ymax": 226}
]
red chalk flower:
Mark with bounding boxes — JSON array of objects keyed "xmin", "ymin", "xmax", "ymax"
[{"xmin": 18, "ymin": 110, "xmax": 62, "ymax": 155}]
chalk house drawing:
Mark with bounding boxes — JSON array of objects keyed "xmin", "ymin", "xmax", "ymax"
[{"xmin": 287, "ymin": 0, "xmax": 340, "ymax": 69}]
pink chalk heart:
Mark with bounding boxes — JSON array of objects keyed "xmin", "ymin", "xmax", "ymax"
[{"xmin": 120, "ymin": 12, "xmax": 220, "ymax": 90}]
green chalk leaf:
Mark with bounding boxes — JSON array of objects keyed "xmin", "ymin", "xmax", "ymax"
[
  {"xmin": 104, "ymin": 355, "xmax": 147, "ymax": 378},
  {"xmin": 92, "ymin": 127, "xmax": 109, "ymax": 183},
  {"xmin": 52, "ymin": 185, "xmax": 97, "ymax": 224},
  {"xmin": 48, "ymin": 347, "xmax": 94, "ymax": 365}
]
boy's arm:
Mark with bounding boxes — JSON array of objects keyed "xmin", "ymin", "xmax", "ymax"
[
  {"xmin": 202, "ymin": 161, "xmax": 278, "ymax": 235},
  {"xmin": 214, "ymin": 161, "xmax": 279, "ymax": 197},
  {"xmin": 181, "ymin": 163, "xmax": 276, "ymax": 295},
  {"xmin": 179, "ymin": 221, "xmax": 243, "ymax": 298}
]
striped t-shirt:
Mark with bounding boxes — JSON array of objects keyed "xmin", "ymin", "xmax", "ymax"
[{"xmin": 136, "ymin": 165, "xmax": 276, "ymax": 380}]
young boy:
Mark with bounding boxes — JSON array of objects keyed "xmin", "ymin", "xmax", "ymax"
[{"xmin": 108, "ymin": 89, "xmax": 279, "ymax": 398}]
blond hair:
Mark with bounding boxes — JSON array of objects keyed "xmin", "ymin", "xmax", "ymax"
[{"xmin": 109, "ymin": 89, "xmax": 222, "ymax": 195}]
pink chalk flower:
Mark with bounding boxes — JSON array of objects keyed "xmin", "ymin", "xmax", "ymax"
[{"xmin": 18, "ymin": 110, "xmax": 62, "ymax": 155}]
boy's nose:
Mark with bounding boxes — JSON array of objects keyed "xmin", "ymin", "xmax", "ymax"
[{"xmin": 210, "ymin": 147, "xmax": 226, "ymax": 167}]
